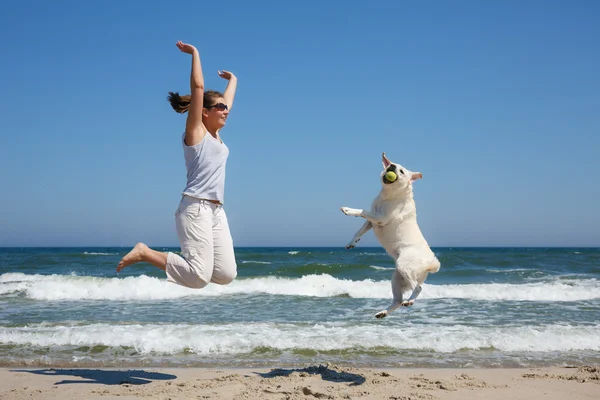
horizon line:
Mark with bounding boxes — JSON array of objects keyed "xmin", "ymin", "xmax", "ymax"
[{"xmin": 0, "ymin": 245, "xmax": 598, "ymax": 249}]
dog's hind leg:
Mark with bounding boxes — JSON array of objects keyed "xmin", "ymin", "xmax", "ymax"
[
  {"xmin": 402, "ymin": 260, "xmax": 439, "ymax": 306},
  {"xmin": 346, "ymin": 220, "xmax": 372, "ymax": 249},
  {"xmin": 402, "ymin": 284, "xmax": 422, "ymax": 306},
  {"xmin": 396, "ymin": 267, "xmax": 419, "ymax": 307},
  {"xmin": 375, "ymin": 269, "xmax": 405, "ymax": 319}
]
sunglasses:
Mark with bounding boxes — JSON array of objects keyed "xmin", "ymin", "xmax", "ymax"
[{"xmin": 205, "ymin": 102, "xmax": 228, "ymax": 111}]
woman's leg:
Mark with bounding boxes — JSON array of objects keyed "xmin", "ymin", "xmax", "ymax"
[
  {"xmin": 210, "ymin": 207, "xmax": 238, "ymax": 285},
  {"xmin": 117, "ymin": 243, "xmax": 167, "ymax": 272},
  {"xmin": 117, "ymin": 197, "xmax": 215, "ymax": 290},
  {"xmin": 165, "ymin": 197, "xmax": 214, "ymax": 289}
]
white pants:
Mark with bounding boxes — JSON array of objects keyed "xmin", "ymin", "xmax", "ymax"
[{"xmin": 166, "ymin": 196, "xmax": 237, "ymax": 289}]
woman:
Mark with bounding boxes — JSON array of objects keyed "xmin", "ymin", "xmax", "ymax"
[{"xmin": 116, "ymin": 41, "xmax": 238, "ymax": 289}]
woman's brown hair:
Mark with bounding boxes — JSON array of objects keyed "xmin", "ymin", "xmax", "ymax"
[{"xmin": 167, "ymin": 90, "xmax": 224, "ymax": 113}]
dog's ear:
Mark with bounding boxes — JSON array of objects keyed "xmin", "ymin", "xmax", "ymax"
[
  {"xmin": 411, "ymin": 172, "xmax": 423, "ymax": 182},
  {"xmin": 382, "ymin": 152, "xmax": 392, "ymax": 168}
]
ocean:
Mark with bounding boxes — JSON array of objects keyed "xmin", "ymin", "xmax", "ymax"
[{"xmin": 1, "ymin": 247, "xmax": 599, "ymax": 368}]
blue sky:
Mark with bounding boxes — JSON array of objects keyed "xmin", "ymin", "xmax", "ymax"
[{"xmin": 1, "ymin": 0, "xmax": 598, "ymax": 247}]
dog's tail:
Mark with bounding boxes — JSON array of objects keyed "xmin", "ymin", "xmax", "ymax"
[{"xmin": 426, "ymin": 258, "xmax": 441, "ymax": 274}]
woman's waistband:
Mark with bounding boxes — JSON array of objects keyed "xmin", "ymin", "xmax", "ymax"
[{"xmin": 182, "ymin": 194, "xmax": 222, "ymax": 205}]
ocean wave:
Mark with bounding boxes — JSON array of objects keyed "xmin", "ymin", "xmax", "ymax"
[
  {"xmin": 273, "ymin": 263, "xmax": 377, "ymax": 275},
  {"xmin": 369, "ymin": 265, "xmax": 394, "ymax": 270},
  {"xmin": 240, "ymin": 261, "xmax": 272, "ymax": 264},
  {"xmin": 485, "ymin": 268, "xmax": 533, "ymax": 273},
  {"xmin": 1, "ymin": 273, "xmax": 600, "ymax": 302},
  {"xmin": 1, "ymin": 322, "xmax": 598, "ymax": 354}
]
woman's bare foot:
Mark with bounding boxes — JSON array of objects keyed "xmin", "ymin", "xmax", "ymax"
[{"xmin": 117, "ymin": 243, "xmax": 148, "ymax": 272}]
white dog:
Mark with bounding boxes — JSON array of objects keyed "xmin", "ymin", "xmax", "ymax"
[{"xmin": 341, "ymin": 153, "xmax": 440, "ymax": 319}]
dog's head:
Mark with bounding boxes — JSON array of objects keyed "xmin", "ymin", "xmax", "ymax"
[{"xmin": 381, "ymin": 152, "xmax": 422, "ymax": 190}]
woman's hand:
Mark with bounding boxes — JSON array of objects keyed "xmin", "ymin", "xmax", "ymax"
[
  {"xmin": 218, "ymin": 70, "xmax": 236, "ymax": 81},
  {"xmin": 176, "ymin": 41, "xmax": 197, "ymax": 55}
]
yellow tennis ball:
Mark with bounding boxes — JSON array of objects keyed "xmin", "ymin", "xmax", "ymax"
[{"xmin": 385, "ymin": 171, "xmax": 397, "ymax": 182}]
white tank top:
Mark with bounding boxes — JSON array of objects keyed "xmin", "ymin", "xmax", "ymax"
[{"xmin": 181, "ymin": 132, "xmax": 229, "ymax": 203}]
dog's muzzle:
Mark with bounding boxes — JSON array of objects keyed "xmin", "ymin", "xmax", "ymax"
[{"xmin": 383, "ymin": 166, "xmax": 397, "ymax": 184}]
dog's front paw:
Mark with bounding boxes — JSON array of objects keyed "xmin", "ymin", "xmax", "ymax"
[
  {"xmin": 401, "ymin": 300, "xmax": 414, "ymax": 307},
  {"xmin": 340, "ymin": 207, "xmax": 362, "ymax": 217},
  {"xmin": 375, "ymin": 310, "xmax": 388, "ymax": 319}
]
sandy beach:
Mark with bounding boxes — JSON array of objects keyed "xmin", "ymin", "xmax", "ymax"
[{"xmin": 0, "ymin": 364, "xmax": 598, "ymax": 400}]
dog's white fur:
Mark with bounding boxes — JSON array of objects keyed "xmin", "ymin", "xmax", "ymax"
[{"xmin": 341, "ymin": 153, "xmax": 440, "ymax": 319}]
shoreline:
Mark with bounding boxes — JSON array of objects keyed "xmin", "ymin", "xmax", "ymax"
[
  {"xmin": 1, "ymin": 364, "xmax": 598, "ymax": 400},
  {"xmin": 0, "ymin": 361, "xmax": 594, "ymax": 369}
]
